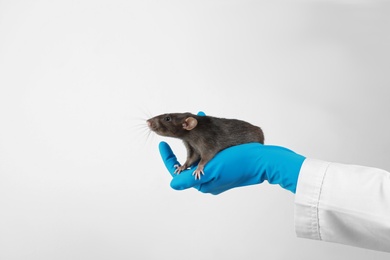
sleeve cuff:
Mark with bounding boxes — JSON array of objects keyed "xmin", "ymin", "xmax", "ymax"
[{"xmin": 294, "ymin": 158, "xmax": 330, "ymax": 241}]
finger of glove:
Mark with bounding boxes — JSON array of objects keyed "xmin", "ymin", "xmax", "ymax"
[
  {"xmin": 198, "ymin": 184, "xmax": 224, "ymax": 195},
  {"xmin": 170, "ymin": 170, "xmax": 198, "ymax": 190},
  {"xmin": 170, "ymin": 168, "xmax": 214, "ymax": 191},
  {"xmin": 158, "ymin": 141, "xmax": 181, "ymax": 177}
]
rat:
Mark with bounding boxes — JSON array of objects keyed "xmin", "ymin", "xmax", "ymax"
[{"xmin": 147, "ymin": 112, "xmax": 264, "ymax": 180}]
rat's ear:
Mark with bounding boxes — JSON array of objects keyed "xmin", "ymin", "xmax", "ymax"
[{"xmin": 183, "ymin": 117, "xmax": 198, "ymax": 130}]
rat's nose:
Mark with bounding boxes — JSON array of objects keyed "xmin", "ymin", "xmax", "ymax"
[{"xmin": 147, "ymin": 119, "xmax": 154, "ymax": 129}]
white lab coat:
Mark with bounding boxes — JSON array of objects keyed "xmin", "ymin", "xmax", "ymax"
[{"xmin": 294, "ymin": 158, "xmax": 390, "ymax": 252}]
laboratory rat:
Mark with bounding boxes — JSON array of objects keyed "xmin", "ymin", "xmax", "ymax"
[{"xmin": 147, "ymin": 112, "xmax": 264, "ymax": 180}]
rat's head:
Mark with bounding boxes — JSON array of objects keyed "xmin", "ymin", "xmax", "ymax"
[{"xmin": 147, "ymin": 113, "xmax": 198, "ymax": 138}]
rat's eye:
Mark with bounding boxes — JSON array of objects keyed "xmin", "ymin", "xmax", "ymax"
[{"xmin": 164, "ymin": 116, "xmax": 171, "ymax": 122}]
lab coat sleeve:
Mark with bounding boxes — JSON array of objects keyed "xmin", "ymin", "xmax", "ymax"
[{"xmin": 294, "ymin": 158, "xmax": 390, "ymax": 252}]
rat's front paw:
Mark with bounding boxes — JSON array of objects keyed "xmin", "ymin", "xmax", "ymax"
[
  {"xmin": 174, "ymin": 164, "xmax": 187, "ymax": 174},
  {"xmin": 192, "ymin": 167, "xmax": 205, "ymax": 180}
]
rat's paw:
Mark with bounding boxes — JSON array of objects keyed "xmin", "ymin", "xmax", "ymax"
[
  {"xmin": 192, "ymin": 168, "xmax": 205, "ymax": 180},
  {"xmin": 174, "ymin": 164, "xmax": 187, "ymax": 174}
]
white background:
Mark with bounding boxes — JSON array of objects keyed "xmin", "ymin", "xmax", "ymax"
[{"xmin": 1, "ymin": 0, "xmax": 389, "ymax": 259}]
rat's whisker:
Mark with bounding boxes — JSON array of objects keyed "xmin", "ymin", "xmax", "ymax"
[
  {"xmin": 145, "ymin": 107, "xmax": 153, "ymax": 118},
  {"xmin": 146, "ymin": 130, "xmax": 153, "ymax": 143},
  {"xmin": 130, "ymin": 116, "xmax": 148, "ymax": 121},
  {"xmin": 137, "ymin": 107, "xmax": 152, "ymax": 120},
  {"xmin": 131, "ymin": 123, "xmax": 149, "ymax": 130}
]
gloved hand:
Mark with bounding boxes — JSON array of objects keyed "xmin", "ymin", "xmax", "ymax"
[{"xmin": 158, "ymin": 114, "xmax": 306, "ymax": 195}]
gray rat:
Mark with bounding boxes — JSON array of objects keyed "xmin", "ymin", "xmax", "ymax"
[{"xmin": 147, "ymin": 113, "xmax": 264, "ymax": 180}]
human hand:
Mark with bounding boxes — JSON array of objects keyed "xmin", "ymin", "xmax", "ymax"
[{"xmin": 159, "ymin": 140, "xmax": 305, "ymax": 195}]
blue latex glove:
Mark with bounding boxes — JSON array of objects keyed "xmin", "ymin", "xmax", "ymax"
[{"xmin": 158, "ymin": 116, "xmax": 306, "ymax": 195}]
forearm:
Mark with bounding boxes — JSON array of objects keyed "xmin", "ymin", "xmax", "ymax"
[{"xmin": 294, "ymin": 158, "xmax": 390, "ymax": 252}]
